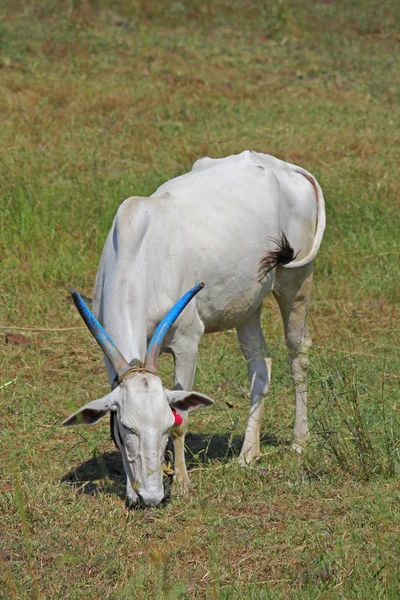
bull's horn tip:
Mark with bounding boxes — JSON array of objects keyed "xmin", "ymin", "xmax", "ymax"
[
  {"xmin": 199, "ymin": 282, "xmax": 205, "ymax": 289},
  {"xmin": 70, "ymin": 287, "xmax": 78, "ymax": 295}
]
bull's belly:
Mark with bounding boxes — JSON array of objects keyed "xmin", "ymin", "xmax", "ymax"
[{"xmin": 197, "ymin": 277, "xmax": 273, "ymax": 333}]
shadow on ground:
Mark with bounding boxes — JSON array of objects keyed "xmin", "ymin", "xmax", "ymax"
[{"xmin": 61, "ymin": 431, "xmax": 283, "ymax": 501}]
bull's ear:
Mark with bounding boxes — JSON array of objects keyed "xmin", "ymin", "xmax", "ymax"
[
  {"xmin": 62, "ymin": 387, "xmax": 122, "ymax": 426},
  {"xmin": 166, "ymin": 390, "xmax": 214, "ymax": 413}
]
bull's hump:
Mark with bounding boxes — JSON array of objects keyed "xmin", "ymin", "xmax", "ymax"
[{"xmin": 115, "ymin": 197, "xmax": 154, "ymax": 242}]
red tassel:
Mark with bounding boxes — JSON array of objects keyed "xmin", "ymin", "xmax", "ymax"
[{"xmin": 171, "ymin": 409, "xmax": 183, "ymax": 426}]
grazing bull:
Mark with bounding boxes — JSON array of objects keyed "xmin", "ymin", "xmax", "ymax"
[{"xmin": 63, "ymin": 151, "xmax": 326, "ymax": 507}]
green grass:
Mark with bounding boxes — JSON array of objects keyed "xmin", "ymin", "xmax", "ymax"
[{"xmin": 1, "ymin": 1, "xmax": 400, "ymax": 597}]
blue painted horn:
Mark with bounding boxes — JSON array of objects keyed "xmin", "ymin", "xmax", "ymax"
[
  {"xmin": 70, "ymin": 288, "xmax": 130, "ymax": 376},
  {"xmin": 145, "ymin": 283, "xmax": 205, "ymax": 371}
]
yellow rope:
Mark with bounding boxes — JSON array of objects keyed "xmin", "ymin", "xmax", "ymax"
[{"xmin": 119, "ymin": 365, "xmax": 166, "ymax": 387}]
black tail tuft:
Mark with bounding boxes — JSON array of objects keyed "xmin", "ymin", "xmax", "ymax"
[{"xmin": 258, "ymin": 232, "xmax": 297, "ymax": 282}]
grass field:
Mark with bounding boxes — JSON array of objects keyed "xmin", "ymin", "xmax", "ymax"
[{"xmin": 1, "ymin": 1, "xmax": 400, "ymax": 597}]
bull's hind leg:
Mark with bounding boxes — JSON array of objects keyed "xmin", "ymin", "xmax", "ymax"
[
  {"xmin": 273, "ymin": 263, "xmax": 314, "ymax": 452},
  {"xmin": 236, "ymin": 306, "xmax": 272, "ymax": 465}
]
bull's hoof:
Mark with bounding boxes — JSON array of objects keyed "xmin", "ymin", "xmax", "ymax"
[
  {"xmin": 174, "ymin": 474, "xmax": 190, "ymax": 494},
  {"xmin": 292, "ymin": 441, "xmax": 307, "ymax": 454},
  {"xmin": 238, "ymin": 451, "xmax": 259, "ymax": 466}
]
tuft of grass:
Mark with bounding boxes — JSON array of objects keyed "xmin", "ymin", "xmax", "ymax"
[{"xmin": 307, "ymin": 348, "xmax": 399, "ymax": 481}]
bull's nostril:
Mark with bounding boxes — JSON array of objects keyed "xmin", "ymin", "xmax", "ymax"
[{"xmin": 125, "ymin": 496, "xmax": 140, "ymax": 510}]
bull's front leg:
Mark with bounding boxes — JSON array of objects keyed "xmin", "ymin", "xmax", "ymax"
[
  {"xmin": 170, "ymin": 338, "xmax": 201, "ymax": 492},
  {"xmin": 236, "ymin": 307, "xmax": 271, "ymax": 465}
]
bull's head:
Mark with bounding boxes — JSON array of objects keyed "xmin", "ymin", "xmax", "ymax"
[{"xmin": 63, "ymin": 283, "xmax": 214, "ymax": 507}]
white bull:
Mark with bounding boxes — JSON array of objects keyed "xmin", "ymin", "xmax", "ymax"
[{"xmin": 63, "ymin": 151, "xmax": 326, "ymax": 507}]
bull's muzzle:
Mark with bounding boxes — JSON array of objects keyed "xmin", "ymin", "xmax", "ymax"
[{"xmin": 137, "ymin": 489, "xmax": 165, "ymax": 507}]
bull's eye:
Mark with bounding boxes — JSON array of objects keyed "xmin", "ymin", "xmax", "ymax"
[
  {"xmin": 118, "ymin": 422, "xmax": 139, "ymax": 463},
  {"xmin": 119, "ymin": 422, "xmax": 138, "ymax": 439}
]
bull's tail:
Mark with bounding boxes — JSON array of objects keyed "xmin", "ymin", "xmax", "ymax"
[
  {"xmin": 283, "ymin": 165, "xmax": 326, "ymax": 269},
  {"xmin": 258, "ymin": 166, "xmax": 326, "ymax": 281},
  {"xmin": 258, "ymin": 232, "xmax": 298, "ymax": 281}
]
